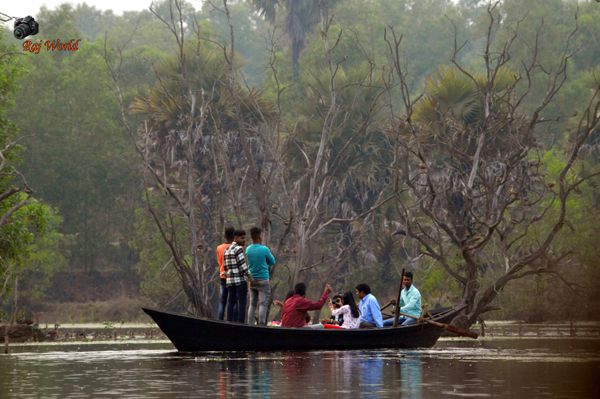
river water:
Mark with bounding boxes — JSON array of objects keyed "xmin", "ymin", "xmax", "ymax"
[{"xmin": 1, "ymin": 338, "xmax": 599, "ymax": 398}]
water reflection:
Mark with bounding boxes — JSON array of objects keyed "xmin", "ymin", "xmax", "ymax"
[
  {"xmin": 248, "ymin": 359, "xmax": 272, "ymax": 399},
  {"xmin": 359, "ymin": 355, "xmax": 384, "ymax": 396},
  {"xmin": 216, "ymin": 350, "xmax": 423, "ymax": 398},
  {"xmin": 400, "ymin": 353, "xmax": 422, "ymax": 398},
  {"xmin": 1, "ymin": 339, "xmax": 599, "ymax": 398}
]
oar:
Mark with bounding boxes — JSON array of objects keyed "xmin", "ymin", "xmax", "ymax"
[
  {"xmin": 393, "ymin": 268, "xmax": 405, "ymax": 327},
  {"xmin": 399, "ymin": 312, "xmax": 479, "ymax": 339},
  {"xmin": 379, "ymin": 300, "xmax": 395, "ymax": 313}
]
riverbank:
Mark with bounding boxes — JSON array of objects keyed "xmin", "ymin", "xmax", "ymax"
[
  {"xmin": 479, "ymin": 320, "xmax": 600, "ymax": 338},
  {"xmin": 3, "ymin": 320, "xmax": 600, "ymax": 343},
  {"xmin": 2, "ymin": 322, "xmax": 167, "ymax": 343}
]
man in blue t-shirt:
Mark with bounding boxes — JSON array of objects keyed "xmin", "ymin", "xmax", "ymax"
[
  {"xmin": 246, "ymin": 227, "xmax": 276, "ymax": 325},
  {"xmin": 356, "ymin": 283, "xmax": 383, "ymax": 328}
]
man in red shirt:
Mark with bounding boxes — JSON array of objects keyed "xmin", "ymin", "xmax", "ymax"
[{"xmin": 281, "ymin": 282, "xmax": 332, "ymax": 327}]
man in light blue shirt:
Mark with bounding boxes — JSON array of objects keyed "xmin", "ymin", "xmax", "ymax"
[
  {"xmin": 398, "ymin": 271, "xmax": 421, "ymax": 326},
  {"xmin": 383, "ymin": 271, "xmax": 422, "ymax": 326},
  {"xmin": 246, "ymin": 226, "xmax": 276, "ymax": 325},
  {"xmin": 355, "ymin": 283, "xmax": 383, "ymax": 328}
]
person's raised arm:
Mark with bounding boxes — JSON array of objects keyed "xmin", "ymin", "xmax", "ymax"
[
  {"xmin": 296, "ymin": 284, "xmax": 332, "ymax": 311},
  {"xmin": 332, "ymin": 304, "xmax": 349, "ymax": 317}
]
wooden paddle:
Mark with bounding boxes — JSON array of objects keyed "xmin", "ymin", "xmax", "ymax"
[
  {"xmin": 378, "ymin": 300, "xmax": 395, "ymax": 319},
  {"xmin": 379, "ymin": 300, "xmax": 395, "ymax": 313},
  {"xmin": 399, "ymin": 312, "xmax": 479, "ymax": 339},
  {"xmin": 393, "ymin": 268, "xmax": 405, "ymax": 327}
]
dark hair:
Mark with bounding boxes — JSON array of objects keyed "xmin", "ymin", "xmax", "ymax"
[
  {"xmin": 355, "ymin": 283, "xmax": 371, "ymax": 295},
  {"xmin": 224, "ymin": 226, "xmax": 235, "ymax": 242},
  {"xmin": 404, "ymin": 271, "xmax": 413, "ymax": 279},
  {"xmin": 332, "ymin": 293, "xmax": 343, "ymax": 307},
  {"xmin": 233, "ymin": 229, "xmax": 246, "ymax": 237},
  {"xmin": 250, "ymin": 226, "xmax": 262, "ymax": 240},
  {"xmin": 343, "ymin": 291, "xmax": 360, "ymax": 318},
  {"xmin": 294, "ymin": 282, "xmax": 306, "ymax": 296}
]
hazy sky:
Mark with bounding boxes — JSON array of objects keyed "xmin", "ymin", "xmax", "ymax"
[{"xmin": 1, "ymin": 0, "xmax": 186, "ymax": 19}]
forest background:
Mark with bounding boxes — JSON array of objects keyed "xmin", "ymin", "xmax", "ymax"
[{"xmin": 1, "ymin": 0, "xmax": 599, "ymax": 326}]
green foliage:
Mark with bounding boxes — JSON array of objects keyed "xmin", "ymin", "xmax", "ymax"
[
  {"xmin": 11, "ymin": 14, "xmax": 142, "ymax": 272},
  {"xmin": 1, "ymin": 0, "xmax": 599, "ymax": 322},
  {"xmin": 249, "ymin": 0, "xmax": 340, "ymax": 78},
  {"xmin": 0, "ymin": 30, "xmax": 65, "ymax": 306},
  {"xmin": 2, "ymin": 198, "xmax": 67, "ymax": 303},
  {"xmin": 415, "ymin": 66, "xmax": 515, "ymax": 126},
  {"xmin": 131, "ymin": 206, "xmax": 184, "ymax": 310},
  {"xmin": 419, "ymin": 266, "xmax": 461, "ymax": 308},
  {"xmin": 201, "ymin": 1, "xmax": 271, "ymax": 85}
]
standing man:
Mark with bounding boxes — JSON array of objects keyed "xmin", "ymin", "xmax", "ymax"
[
  {"xmin": 246, "ymin": 227, "xmax": 276, "ymax": 325},
  {"xmin": 398, "ymin": 271, "xmax": 421, "ymax": 326},
  {"xmin": 355, "ymin": 283, "xmax": 383, "ymax": 328},
  {"xmin": 215, "ymin": 226, "xmax": 235, "ymax": 320},
  {"xmin": 224, "ymin": 229, "xmax": 250, "ymax": 323}
]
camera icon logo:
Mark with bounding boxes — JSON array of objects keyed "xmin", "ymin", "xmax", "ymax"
[{"xmin": 14, "ymin": 15, "xmax": 39, "ymax": 40}]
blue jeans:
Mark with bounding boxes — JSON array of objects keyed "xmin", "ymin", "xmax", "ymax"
[
  {"xmin": 218, "ymin": 279, "xmax": 228, "ymax": 320},
  {"xmin": 226, "ymin": 282, "xmax": 248, "ymax": 323},
  {"xmin": 383, "ymin": 316, "xmax": 417, "ymax": 326},
  {"xmin": 247, "ymin": 279, "xmax": 271, "ymax": 325}
]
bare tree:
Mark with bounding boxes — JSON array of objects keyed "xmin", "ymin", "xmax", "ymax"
[
  {"xmin": 105, "ymin": 0, "xmax": 278, "ymax": 316},
  {"xmin": 384, "ymin": 2, "xmax": 600, "ymax": 328},
  {"xmin": 104, "ymin": 0, "xmax": 225, "ymax": 316},
  {"xmin": 272, "ymin": 6, "xmax": 394, "ymax": 290}
]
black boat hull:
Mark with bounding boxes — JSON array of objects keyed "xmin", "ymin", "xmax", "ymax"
[{"xmin": 143, "ymin": 307, "xmax": 463, "ymax": 351}]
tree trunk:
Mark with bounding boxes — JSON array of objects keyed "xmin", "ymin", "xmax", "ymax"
[
  {"xmin": 293, "ymin": 220, "xmax": 307, "ymax": 287},
  {"xmin": 4, "ymin": 276, "xmax": 17, "ymax": 354}
]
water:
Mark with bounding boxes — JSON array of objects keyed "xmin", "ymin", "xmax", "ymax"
[{"xmin": 1, "ymin": 338, "xmax": 599, "ymax": 398}]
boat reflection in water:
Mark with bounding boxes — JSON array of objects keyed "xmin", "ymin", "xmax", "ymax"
[
  {"xmin": 2, "ymin": 339, "xmax": 598, "ymax": 397},
  {"xmin": 400, "ymin": 353, "xmax": 423, "ymax": 398},
  {"xmin": 359, "ymin": 355, "xmax": 385, "ymax": 397},
  {"xmin": 210, "ymin": 350, "xmax": 423, "ymax": 398},
  {"xmin": 357, "ymin": 352, "xmax": 422, "ymax": 398}
]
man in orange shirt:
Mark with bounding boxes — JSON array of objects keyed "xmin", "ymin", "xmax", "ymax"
[{"xmin": 216, "ymin": 226, "xmax": 235, "ymax": 320}]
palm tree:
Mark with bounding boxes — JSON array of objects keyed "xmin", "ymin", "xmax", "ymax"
[
  {"xmin": 413, "ymin": 65, "xmax": 517, "ymax": 164},
  {"xmin": 130, "ymin": 42, "xmax": 274, "ymax": 316},
  {"xmin": 249, "ymin": 0, "xmax": 339, "ymax": 79}
]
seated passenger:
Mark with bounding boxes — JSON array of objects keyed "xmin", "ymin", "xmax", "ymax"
[
  {"xmin": 330, "ymin": 291, "xmax": 360, "ymax": 329},
  {"xmin": 273, "ymin": 290, "xmax": 295, "ymax": 308},
  {"xmin": 269, "ymin": 290, "xmax": 295, "ymax": 326},
  {"xmin": 383, "ymin": 271, "xmax": 422, "ymax": 326},
  {"xmin": 326, "ymin": 293, "xmax": 344, "ymax": 325},
  {"xmin": 281, "ymin": 282, "xmax": 332, "ymax": 328},
  {"xmin": 355, "ymin": 283, "xmax": 383, "ymax": 328}
]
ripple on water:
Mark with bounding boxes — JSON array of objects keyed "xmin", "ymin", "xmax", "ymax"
[
  {"xmin": 440, "ymin": 392, "xmax": 492, "ymax": 397},
  {"xmin": 415, "ymin": 346, "xmax": 600, "ymax": 363},
  {"xmin": 2, "ymin": 340, "xmax": 599, "ymax": 398},
  {"xmin": 9, "ymin": 349, "xmax": 175, "ymax": 363}
]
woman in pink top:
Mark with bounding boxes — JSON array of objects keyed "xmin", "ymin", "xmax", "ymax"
[{"xmin": 330, "ymin": 291, "xmax": 361, "ymax": 329}]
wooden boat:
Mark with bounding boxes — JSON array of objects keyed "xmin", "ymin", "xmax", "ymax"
[{"xmin": 142, "ymin": 306, "xmax": 463, "ymax": 351}]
